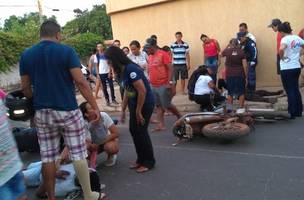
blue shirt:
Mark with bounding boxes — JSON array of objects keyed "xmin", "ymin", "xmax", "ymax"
[
  {"xmin": 19, "ymin": 40, "xmax": 81, "ymax": 111},
  {"xmin": 122, "ymin": 63, "xmax": 154, "ymax": 107}
]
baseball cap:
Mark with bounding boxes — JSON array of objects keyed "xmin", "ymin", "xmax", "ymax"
[{"xmin": 268, "ymin": 18, "xmax": 282, "ymax": 27}]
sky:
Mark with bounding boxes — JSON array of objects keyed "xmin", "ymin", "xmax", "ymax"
[{"xmin": 0, "ymin": 0, "xmax": 106, "ymax": 27}]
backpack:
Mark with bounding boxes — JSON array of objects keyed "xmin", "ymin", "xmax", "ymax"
[{"xmin": 187, "ymin": 65, "xmax": 206, "ymax": 101}]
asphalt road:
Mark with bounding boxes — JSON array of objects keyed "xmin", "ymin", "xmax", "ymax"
[{"xmin": 16, "ymin": 114, "xmax": 304, "ymax": 200}]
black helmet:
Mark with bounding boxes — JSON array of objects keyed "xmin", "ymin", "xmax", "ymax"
[{"xmin": 5, "ymin": 90, "xmax": 34, "ymax": 121}]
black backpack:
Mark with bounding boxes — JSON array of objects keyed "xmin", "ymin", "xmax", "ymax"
[{"xmin": 187, "ymin": 65, "xmax": 206, "ymax": 101}]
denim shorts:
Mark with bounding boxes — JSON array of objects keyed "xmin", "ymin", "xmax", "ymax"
[
  {"xmin": 226, "ymin": 76, "xmax": 245, "ymax": 97},
  {"xmin": 0, "ymin": 171, "xmax": 26, "ymax": 200}
]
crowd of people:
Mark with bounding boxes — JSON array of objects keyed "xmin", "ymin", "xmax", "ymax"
[{"xmin": 0, "ymin": 18, "xmax": 303, "ymax": 200}]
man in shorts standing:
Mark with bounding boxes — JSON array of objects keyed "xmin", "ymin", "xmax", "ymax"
[
  {"xmin": 20, "ymin": 21, "xmax": 103, "ymax": 200},
  {"xmin": 145, "ymin": 38, "xmax": 181, "ymax": 131},
  {"xmin": 170, "ymin": 32, "xmax": 190, "ymax": 94}
]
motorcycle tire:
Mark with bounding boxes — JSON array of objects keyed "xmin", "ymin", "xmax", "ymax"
[{"xmin": 202, "ymin": 122, "xmax": 250, "ymax": 140}]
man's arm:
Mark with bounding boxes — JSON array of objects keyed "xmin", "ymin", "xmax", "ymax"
[
  {"xmin": 166, "ymin": 63, "xmax": 174, "ymax": 84},
  {"xmin": 70, "ymin": 68, "xmax": 100, "ymax": 122},
  {"xmin": 186, "ymin": 51, "xmax": 191, "ymax": 70},
  {"xmin": 21, "ymin": 75, "xmax": 33, "ymax": 99}
]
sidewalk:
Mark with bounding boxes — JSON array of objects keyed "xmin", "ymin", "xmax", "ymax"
[{"xmin": 77, "ymin": 86, "xmax": 299, "ymax": 113}]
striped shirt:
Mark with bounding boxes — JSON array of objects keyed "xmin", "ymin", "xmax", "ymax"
[
  {"xmin": 170, "ymin": 41, "xmax": 189, "ymax": 65},
  {"xmin": 0, "ymin": 90, "xmax": 23, "ymax": 186}
]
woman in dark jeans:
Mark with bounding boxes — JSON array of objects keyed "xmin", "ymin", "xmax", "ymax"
[
  {"xmin": 105, "ymin": 46, "xmax": 156, "ymax": 173},
  {"xmin": 278, "ymin": 22, "xmax": 304, "ymax": 119}
]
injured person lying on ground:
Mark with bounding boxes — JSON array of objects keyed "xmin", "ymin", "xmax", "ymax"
[
  {"xmin": 189, "ymin": 66, "xmax": 225, "ymax": 111},
  {"xmin": 23, "ymin": 147, "xmax": 105, "ymax": 199}
]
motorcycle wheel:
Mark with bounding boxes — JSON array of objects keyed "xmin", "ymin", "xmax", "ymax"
[{"xmin": 202, "ymin": 122, "xmax": 250, "ymax": 140}]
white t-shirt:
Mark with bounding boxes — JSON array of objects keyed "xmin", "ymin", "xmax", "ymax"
[
  {"xmin": 280, "ymin": 35, "xmax": 304, "ymax": 70},
  {"xmin": 86, "ymin": 112, "xmax": 114, "ymax": 145},
  {"xmin": 128, "ymin": 51, "xmax": 148, "ymax": 76},
  {"xmin": 94, "ymin": 54, "xmax": 110, "ymax": 74},
  {"xmin": 194, "ymin": 75, "xmax": 214, "ymax": 95}
]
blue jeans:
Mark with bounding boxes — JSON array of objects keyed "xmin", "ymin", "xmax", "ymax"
[
  {"xmin": 205, "ymin": 56, "xmax": 218, "ymax": 82},
  {"xmin": 280, "ymin": 68, "xmax": 303, "ymax": 117},
  {"xmin": 0, "ymin": 171, "xmax": 26, "ymax": 200}
]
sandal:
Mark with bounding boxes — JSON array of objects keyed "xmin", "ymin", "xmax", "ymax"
[
  {"xmin": 136, "ymin": 166, "xmax": 150, "ymax": 173},
  {"xmin": 129, "ymin": 163, "xmax": 140, "ymax": 169},
  {"xmin": 98, "ymin": 192, "xmax": 106, "ymax": 200}
]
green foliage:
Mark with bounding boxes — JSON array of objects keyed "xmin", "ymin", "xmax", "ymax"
[
  {"xmin": 63, "ymin": 4, "xmax": 112, "ymax": 39},
  {"xmin": 63, "ymin": 32, "xmax": 103, "ymax": 61},
  {"xmin": 0, "ymin": 32, "xmax": 32, "ymax": 72},
  {"xmin": 3, "ymin": 13, "xmax": 57, "ymax": 43},
  {"xmin": 0, "ymin": 4, "xmax": 112, "ymax": 72}
]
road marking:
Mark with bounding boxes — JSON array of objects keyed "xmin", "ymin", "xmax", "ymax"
[{"xmin": 120, "ymin": 142, "xmax": 304, "ymax": 160}]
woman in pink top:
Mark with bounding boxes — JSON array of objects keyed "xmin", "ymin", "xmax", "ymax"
[{"xmin": 200, "ymin": 34, "xmax": 221, "ymax": 82}]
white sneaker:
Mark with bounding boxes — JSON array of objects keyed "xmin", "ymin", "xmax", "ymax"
[
  {"xmin": 236, "ymin": 108, "xmax": 246, "ymax": 114},
  {"xmin": 105, "ymin": 154, "xmax": 117, "ymax": 167}
]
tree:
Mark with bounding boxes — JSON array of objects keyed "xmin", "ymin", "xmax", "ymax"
[
  {"xmin": 3, "ymin": 13, "xmax": 57, "ymax": 43},
  {"xmin": 63, "ymin": 32, "xmax": 103, "ymax": 63},
  {"xmin": 63, "ymin": 4, "xmax": 113, "ymax": 39}
]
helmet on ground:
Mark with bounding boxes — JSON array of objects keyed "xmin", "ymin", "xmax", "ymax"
[{"xmin": 5, "ymin": 90, "xmax": 34, "ymax": 121}]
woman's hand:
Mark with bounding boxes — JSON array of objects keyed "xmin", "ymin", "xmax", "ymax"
[
  {"xmin": 136, "ymin": 110, "xmax": 145, "ymax": 125},
  {"xmin": 120, "ymin": 110, "xmax": 126, "ymax": 123}
]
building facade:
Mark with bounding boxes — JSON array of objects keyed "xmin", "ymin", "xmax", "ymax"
[{"xmin": 106, "ymin": 0, "xmax": 304, "ymax": 86}]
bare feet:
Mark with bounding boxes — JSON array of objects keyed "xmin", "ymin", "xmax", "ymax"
[
  {"xmin": 136, "ymin": 166, "xmax": 150, "ymax": 173},
  {"xmin": 152, "ymin": 126, "xmax": 166, "ymax": 132}
]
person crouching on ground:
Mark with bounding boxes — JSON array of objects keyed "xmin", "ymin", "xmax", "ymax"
[
  {"xmin": 193, "ymin": 67, "xmax": 225, "ymax": 111},
  {"xmin": 221, "ymin": 38, "xmax": 248, "ymax": 111},
  {"xmin": 80, "ymin": 102, "xmax": 119, "ymax": 168}
]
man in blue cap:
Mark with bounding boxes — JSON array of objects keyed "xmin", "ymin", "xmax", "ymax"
[{"xmin": 238, "ymin": 31, "xmax": 258, "ymax": 94}]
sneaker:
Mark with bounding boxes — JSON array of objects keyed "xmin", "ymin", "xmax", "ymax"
[
  {"xmin": 105, "ymin": 154, "xmax": 117, "ymax": 167},
  {"xmin": 112, "ymin": 100, "xmax": 119, "ymax": 105}
]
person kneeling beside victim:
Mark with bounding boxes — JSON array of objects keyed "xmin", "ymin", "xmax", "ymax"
[
  {"xmin": 193, "ymin": 67, "xmax": 225, "ymax": 111},
  {"xmin": 80, "ymin": 102, "xmax": 119, "ymax": 168}
]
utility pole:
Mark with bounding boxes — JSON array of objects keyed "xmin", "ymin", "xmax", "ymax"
[{"xmin": 37, "ymin": 0, "xmax": 43, "ymax": 24}]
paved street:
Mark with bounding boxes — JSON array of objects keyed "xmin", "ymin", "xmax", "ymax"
[{"xmin": 18, "ymin": 113, "xmax": 304, "ymax": 200}]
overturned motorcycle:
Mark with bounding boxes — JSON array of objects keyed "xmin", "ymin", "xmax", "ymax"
[{"xmin": 172, "ymin": 108, "xmax": 290, "ymax": 143}]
